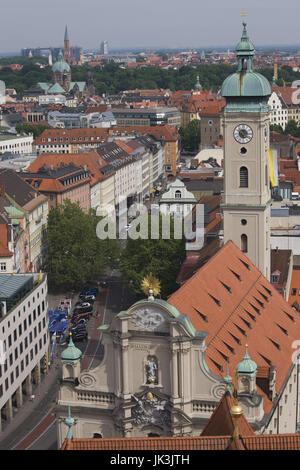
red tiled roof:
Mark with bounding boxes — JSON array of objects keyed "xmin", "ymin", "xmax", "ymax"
[
  {"xmin": 168, "ymin": 240, "xmax": 300, "ymax": 414},
  {"xmin": 25, "ymin": 152, "xmax": 114, "ymax": 190},
  {"xmin": 201, "ymin": 391, "xmax": 254, "ymax": 437},
  {"xmin": 61, "ymin": 435, "xmax": 233, "ymax": 450},
  {"xmin": 0, "ymin": 241, "xmax": 13, "ymax": 257}
]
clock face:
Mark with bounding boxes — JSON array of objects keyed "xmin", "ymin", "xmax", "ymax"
[
  {"xmin": 233, "ymin": 124, "xmax": 253, "ymax": 144},
  {"xmin": 132, "ymin": 309, "xmax": 164, "ymax": 330}
]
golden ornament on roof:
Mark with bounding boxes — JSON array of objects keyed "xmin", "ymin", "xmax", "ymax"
[{"xmin": 141, "ymin": 274, "xmax": 161, "ymax": 297}]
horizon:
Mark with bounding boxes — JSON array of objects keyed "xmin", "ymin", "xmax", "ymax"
[{"xmin": 1, "ymin": 0, "xmax": 300, "ymax": 54}]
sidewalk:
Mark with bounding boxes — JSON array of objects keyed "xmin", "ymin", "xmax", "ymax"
[{"xmin": 0, "ymin": 356, "xmax": 60, "ymax": 450}]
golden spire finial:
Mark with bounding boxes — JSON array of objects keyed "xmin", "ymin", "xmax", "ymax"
[
  {"xmin": 230, "ymin": 371, "xmax": 243, "ymax": 438},
  {"xmin": 141, "ymin": 274, "xmax": 161, "ymax": 298}
]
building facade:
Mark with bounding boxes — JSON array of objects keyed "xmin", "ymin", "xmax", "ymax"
[
  {"xmin": 221, "ymin": 21, "xmax": 272, "ymax": 279},
  {"xmin": 0, "ymin": 273, "xmax": 49, "ymax": 432}
]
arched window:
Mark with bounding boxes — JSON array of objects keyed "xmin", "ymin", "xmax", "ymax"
[
  {"xmin": 93, "ymin": 433, "xmax": 102, "ymax": 438},
  {"xmin": 241, "ymin": 234, "xmax": 248, "ymax": 253},
  {"xmin": 175, "ymin": 190, "xmax": 181, "ymax": 199},
  {"xmin": 240, "ymin": 167, "xmax": 248, "ymax": 188}
]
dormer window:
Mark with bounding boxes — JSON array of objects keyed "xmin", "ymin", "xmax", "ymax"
[{"xmin": 271, "ymin": 270, "xmax": 281, "ymax": 284}]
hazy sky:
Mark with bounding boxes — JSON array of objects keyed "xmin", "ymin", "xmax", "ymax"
[{"xmin": 2, "ymin": 0, "xmax": 300, "ymax": 53}]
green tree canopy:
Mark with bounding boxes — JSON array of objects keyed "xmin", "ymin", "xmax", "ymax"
[
  {"xmin": 179, "ymin": 119, "xmax": 201, "ymax": 151},
  {"xmin": 120, "ymin": 214, "xmax": 186, "ymax": 299},
  {"xmin": 15, "ymin": 123, "xmax": 51, "ymax": 138},
  {"xmin": 46, "ymin": 200, "xmax": 120, "ymax": 290}
]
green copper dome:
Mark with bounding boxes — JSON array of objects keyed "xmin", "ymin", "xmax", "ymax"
[
  {"xmin": 221, "ymin": 21, "xmax": 271, "ymax": 99},
  {"xmin": 52, "ymin": 50, "xmax": 70, "ymax": 73},
  {"xmin": 222, "ymin": 71, "xmax": 271, "ymax": 98},
  {"xmin": 236, "ymin": 345, "xmax": 257, "ymax": 376},
  {"xmin": 61, "ymin": 335, "xmax": 82, "ymax": 362}
]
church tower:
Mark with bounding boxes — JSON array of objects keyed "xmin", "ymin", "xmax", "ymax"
[
  {"xmin": 221, "ymin": 21, "xmax": 272, "ymax": 279},
  {"xmin": 64, "ymin": 25, "xmax": 71, "ymax": 64}
]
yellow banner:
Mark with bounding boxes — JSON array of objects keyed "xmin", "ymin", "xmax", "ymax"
[{"xmin": 268, "ymin": 149, "xmax": 278, "ymax": 187}]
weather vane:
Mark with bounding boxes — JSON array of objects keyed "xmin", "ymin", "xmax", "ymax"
[{"xmin": 241, "ymin": 9, "xmax": 248, "ymax": 20}]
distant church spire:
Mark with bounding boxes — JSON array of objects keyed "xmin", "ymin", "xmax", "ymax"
[
  {"xmin": 64, "ymin": 25, "xmax": 71, "ymax": 64},
  {"xmin": 64, "ymin": 25, "xmax": 69, "ymax": 42}
]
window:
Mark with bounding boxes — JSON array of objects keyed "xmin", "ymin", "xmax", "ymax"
[
  {"xmin": 240, "ymin": 167, "xmax": 248, "ymax": 188},
  {"xmin": 175, "ymin": 190, "xmax": 181, "ymax": 199},
  {"xmin": 8, "ymin": 335, "xmax": 11, "ymax": 347},
  {"xmin": 292, "ymin": 288, "xmax": 297, "ymax": 296},
  {"xmin": 13, "ymin": 329, "xmax": 17, "ymax": 341},
  {"xmin": 241, "ymin": 234, "xmax": 248, "ymax": 253},
  {"xmin": 271, "ymin": 274, "xmax": 280, "ymax": 283},
  {"xmin": 0, "ymin": 262, "xmax": 7, "ymax": 272}
]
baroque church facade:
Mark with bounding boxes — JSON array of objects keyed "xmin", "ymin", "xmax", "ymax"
[{"xmin": 56, "ymin": 21, "xmax": 300, "ymax": 446}]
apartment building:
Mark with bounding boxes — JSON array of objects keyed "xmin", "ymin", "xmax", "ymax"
[
  {"xmin": 0, "ymin": 273, "xmax": 49, "ymax": 431},
  {"xmin": 23, "ymin": 152, "xmax": 116, "ymax": 215},
  {"xmin": 111, "ymin": 107, "xmax": 181, "ymax": 128},
  {"xmin": 268, "ymin": 91, "xmax": 288, "ymax": 130},
  {"xmin": 34, "ymin": 128, "xmax": 110, "ymax": 154},
  {"xmin": 21, "ymin": 164, "xmax": 91, "ymax": 213},
  {"xmin": 0, "ymin": 170, "xmax": 48, "ymax": 272},
  {"xmin": 0, "ymin": 134, "xmax": 33, "ymax": 155},
  {"xmin": 96, "ymin": 142, "xmax": 138, "ymax": 213},
  {"xmin": 108, "ymin": 125, "xmax": 179, "ymax": 177}
]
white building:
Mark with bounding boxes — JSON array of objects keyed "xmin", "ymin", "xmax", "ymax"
[
  {"xmin": 0, "ymin": 81, "xmax": 6, "ymax": 105},
  {"xmin": 159, "ymin": 179, "xmax": 197, "ymax": 218},
  {"xmin": 268, "ymin": 91, "xmax": 288, "ymax": 130},
  {"xmin": 0, "ymin": 134, "xmax": 33, "ymax": 156},
  {"xmin": 0, "ymin": 273, "xmax": 49, "ymax": 431},
  {"xmin": 39, "ymin": 94, "xmax": 66, "ymax": 106}
]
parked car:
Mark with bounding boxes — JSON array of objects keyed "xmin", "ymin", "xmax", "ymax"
[
  {"xmin": 71, "ymin": 319, "xmax": 87, "ymax": 328},
  {"xmin": 71, "ymin": 327, "xmax": 87, "ymax": 336},
  {"xmin": 79, "ymin": 296, "xmax": 96, "ymax": 304},
  {"xmin": 73, "ymin": 305, "xmax": 93, "ymax": 314},
  {"xmin": 72, "ymin": 331, "xmax": 88, "ymax": 342},
  {"xmin": 75, "ymin": 301, "xmax": 92, "ymax": 309},
  {"xmin": 80, "ymin": 287, "xmax": 98, "ymax": 296},
  {"xmin": 71, "ymin": 313, "xmax": 90, "ymax": 323}
]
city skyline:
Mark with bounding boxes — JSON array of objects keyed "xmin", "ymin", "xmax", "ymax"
[{"xmin": 1, "ymin": 0, "xmax": 300, "ymax": 54}]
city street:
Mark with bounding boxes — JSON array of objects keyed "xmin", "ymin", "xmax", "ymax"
[{"xmin": 0, "ymin": 273, "xmax": 138, "ymax": 450}]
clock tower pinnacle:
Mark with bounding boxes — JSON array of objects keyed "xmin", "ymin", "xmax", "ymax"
[{"xmin": 221, "ymin": 21, "xmax": 272, "ymax": 279}]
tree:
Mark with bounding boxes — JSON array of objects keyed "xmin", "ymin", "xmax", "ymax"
[
  {"xmin": 46, "ymin": 200, "xmax": 120, "ymax": 290},
  {"xmin": 16, "ymin": 123, "xmax": 51, "ymax": 138},
  {"xmin": 179, "ymin": 119, "xmax": 201, "ymax": 151},
  {"xmin": 284, "ymin": 120, "xmax": 300, "ymax": 137},
  {"xmin": 270, "ymin": 123, "xmax": 284, "ymax": 134},
  {"xmin": 120, "ymin": 215, "xmax": 186, "ymax": 299}
]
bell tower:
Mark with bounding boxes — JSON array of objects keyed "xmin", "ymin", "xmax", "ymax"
[{"xmin": 221, "ymin": 20, "xmax": 272, "ymax": 279}]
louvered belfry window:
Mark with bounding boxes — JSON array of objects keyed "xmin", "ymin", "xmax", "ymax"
[{"xmin": 240, "ymin": 166, "xmax": 248, "ymax": 188}]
